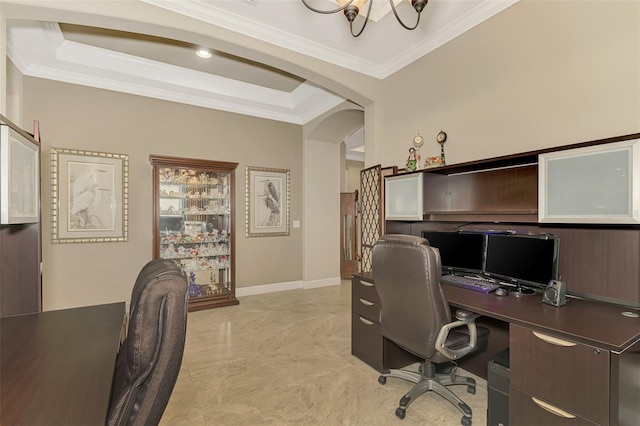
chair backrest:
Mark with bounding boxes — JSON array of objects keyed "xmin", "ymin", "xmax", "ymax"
[
  {"xmin": 372, "ymin": 234, "xmax": 451, "ymax": 359},
  {"xmin": 107, "ymin": 259, "xmax": 188, "ymax": 426}
]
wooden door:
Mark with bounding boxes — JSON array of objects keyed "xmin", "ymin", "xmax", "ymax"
[{"xmin": 340, "ymin": 191, "xmax": 358, "ymax": 279}]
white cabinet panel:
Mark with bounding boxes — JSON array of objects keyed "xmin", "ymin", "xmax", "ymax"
[{"xmin": 539, "ymin": 139, "xmax": 640, "ymax": 224}]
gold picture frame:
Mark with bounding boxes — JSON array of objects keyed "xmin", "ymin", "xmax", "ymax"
[
  {"xmin": 246, "ymin": 166, "xmax": 290, "ymax": 237},
  {"xmin": 51, "ymin": 148, "xmax": 128, "ymax": 243}
]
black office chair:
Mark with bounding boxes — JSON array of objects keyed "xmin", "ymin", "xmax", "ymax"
[
  {"xmin": 372, "ymin": 234, "xmax": 486, "ymax": 426},
  {"xmin": 107, "ymin": 259, "xmax": 188, "ymax": 426}
]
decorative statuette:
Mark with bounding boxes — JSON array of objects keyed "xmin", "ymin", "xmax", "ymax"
[
  {"xmin": 406, "ymin": 133, "xmax": 424, "ymax": 172},
  {"xmin": 406, "ymin": 147, "xmax": 420, "ymax": 172}
]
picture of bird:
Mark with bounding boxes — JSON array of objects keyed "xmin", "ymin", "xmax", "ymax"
[
  {"xmin": 259, "ymin": 179, "xmax": 281, "ymax": 227},
  {"xmin": 69, "ymin": 167, "xmax": 111, "ymax": 229}
]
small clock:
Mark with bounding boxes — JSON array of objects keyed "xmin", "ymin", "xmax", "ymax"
[
  {"xmin": 413, "ymin": 133, "xmax": 424, "ymax": 148},
  {"xmin": 437, "ymin": 131, "xmax": 447, "ymax": 144}
]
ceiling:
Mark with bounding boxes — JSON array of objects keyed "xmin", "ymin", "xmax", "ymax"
[{"xmin": 5, "ymin": 0, "xmax": 518, "ymax": 159}]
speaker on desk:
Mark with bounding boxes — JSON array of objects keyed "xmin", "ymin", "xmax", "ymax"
[{"xmin": 542, "ymin": 280, "xmax": 567, "ymax": 307}]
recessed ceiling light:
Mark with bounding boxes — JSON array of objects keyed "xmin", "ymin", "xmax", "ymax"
[{"xmin": 196, "ymin": 48, "xmax": 212, "ymax": 59}]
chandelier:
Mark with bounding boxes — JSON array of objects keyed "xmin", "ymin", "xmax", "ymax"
[{"xmin": 301, "ymin": 0, "xmax": 428, "ymax": 37}]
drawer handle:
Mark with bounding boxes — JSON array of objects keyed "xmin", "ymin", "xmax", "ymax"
[
  {"xmin": 531, "ymin": 397, "xmax": 576, "ymax": 419},
  {"xmin": 360, "ymin": 281, "xmax": 374, "ymax": 287},
  {"xmin": 359, "ymin": 317, "xmax": 375, "ymax": 326},
  {"xmin": 359, "ymin": 298, "xmax": 374, "ymax": 306},
  {"xmin": 532, "ymin": 331, "xmax": 576, "ymax": 347}
]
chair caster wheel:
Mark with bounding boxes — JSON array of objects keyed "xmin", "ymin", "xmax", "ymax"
[
  {"xmin": 378, "ymin": 376, "xmax": 387, "ymax": 385},
  {"xmin": 395, "ymin": 407, "xmax": 406, "ymax": 419},
  {"xmin": 467, "ymin": 385, "xmax": 476, "ymax": 395},
  {"xmin": 461, "ymin": 416, "xmax": 471, "ymax": 425}
]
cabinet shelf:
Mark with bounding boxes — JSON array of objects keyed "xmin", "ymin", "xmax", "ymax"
[
  {"xmin": 151, "ymin": 154, "xmax": 238, "ymax": 312},
  {"xmin": 159, "ymin": 241, "xmax": 228, "ymax": 245},
  {"xmin": 424, "ymin": 210, "xmax": 538, "ymax": 215},
  {"xmin": 160, "ymin": 212, "xmax": 230, "ymax": 216},
  {"xmin": 159, "ymin": 180, "xmax": 227, "ymax": 187},
  {"xmin": 161, "ymin": 253, "xmax": 230, "ymax": 259},
  {"xmin": 159, "ymin": 196, "xmax": 229, "ymax": 201}
]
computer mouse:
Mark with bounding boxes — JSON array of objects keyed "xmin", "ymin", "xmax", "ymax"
[{"xmin": 495, "ymin": 288, "xmax": 508, "ymax": 296}]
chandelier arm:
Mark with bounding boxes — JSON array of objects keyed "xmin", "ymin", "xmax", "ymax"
[
  {"xmin": 350, "ymin": 0, "xmax": 374, "ymax": 37},
  {"xmin": 389, "ymin": 0, "xmax": 421, "ymax": 30},
  {"xmin": 301, "ymin": 0, "xmax": 355, "ymax": 14}
]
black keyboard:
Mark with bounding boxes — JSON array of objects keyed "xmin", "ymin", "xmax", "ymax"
[{"xmin": 441, "ymin": 274, "xmax": 501, "ymax": 293}]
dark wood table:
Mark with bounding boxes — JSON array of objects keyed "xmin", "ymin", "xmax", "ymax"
[
  {"xmin": 1, "ymin": 302, "xmax": 125, "ymax": 425},
  {"xmin": 441, "ymin": 284, "xmax": 640, "ymax": 351}
]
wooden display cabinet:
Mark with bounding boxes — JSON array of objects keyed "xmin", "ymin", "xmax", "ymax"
[{"xmin": 150, "ymin": 155, "xmax": 238, "ymax": 311}]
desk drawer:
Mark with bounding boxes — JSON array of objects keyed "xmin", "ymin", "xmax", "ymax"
[
  {"xmin": 352, "ymin": 277, "xmax": 380, "ymax": 304},
  {"xmin": 352, "ymin": 294, "xmax": 380, "ymax": 321},
  {"xmin": 351, "ymin": 313, "xmax": 383, "ymax": 371},
  {"xmin": 510, "ymin": 386, "xmax": 598, "ymax": 426},
  {"xmin": 510, "ymin": 324, "xmax": 609, "ymax": 425}
]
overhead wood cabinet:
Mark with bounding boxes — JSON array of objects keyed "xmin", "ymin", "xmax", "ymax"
[{"xmin": 0, "ymin": 116, "xmax": 41, "ymax": 317}]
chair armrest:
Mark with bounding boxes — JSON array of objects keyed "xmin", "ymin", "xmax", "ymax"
[
  {"xmin": 455, "ymin": 309, "xmax": 477, "ymax": 320},
  {"xmin": 434, "ymin": 311, "xmax": 480, "ymax": 360}
]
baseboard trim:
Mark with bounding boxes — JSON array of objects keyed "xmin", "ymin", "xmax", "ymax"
[
  {"xmin": 236, "ymin": 277, "xmax": 341, "ymax": 297},
  {"xmin": 304, "ymin": 277, "xmax": 341, "ymax": 289}
]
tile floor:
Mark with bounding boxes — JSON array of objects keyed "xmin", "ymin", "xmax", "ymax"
[{"xmin": 160, "ymin": 281, "xmax": 488, "ymax": 426}]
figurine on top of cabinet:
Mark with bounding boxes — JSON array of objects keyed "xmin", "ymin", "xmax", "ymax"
[{"xmin": 406, "ymin": 147, "xmax": 420, "ymax": 172}]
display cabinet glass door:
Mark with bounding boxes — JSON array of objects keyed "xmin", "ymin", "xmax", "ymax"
[{"xmin": 151, "ymin": 156, "xmax": 238, "ymax": 311}]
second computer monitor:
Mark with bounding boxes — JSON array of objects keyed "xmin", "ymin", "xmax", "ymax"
[
  {"xmin": 484, "ymin": 234, "xmax": 559, "ymax": 289},
  {"xmin": 421, "ymin": 231, "xmax": 485, "ymax": 274}
]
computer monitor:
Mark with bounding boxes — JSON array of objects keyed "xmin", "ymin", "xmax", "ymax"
[
  {"xmin": 421, "ymin": 231, "xmax": 485, "ymax": 275},
  {"xmin": 483, "ymin": 234, "xmax": 559, "ymax": 290}
]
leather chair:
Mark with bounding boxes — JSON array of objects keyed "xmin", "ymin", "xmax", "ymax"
[
  {"xmin": 372, "ymin": 234, "xmax": 487, "ymax": 426},
  {"xmin": 107, "ymin": 259, "xmax": 188, "ymax": 426}
]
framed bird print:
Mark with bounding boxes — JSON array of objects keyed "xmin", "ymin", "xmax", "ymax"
[
  {"xmin": 51, "ymin": 148, "xmax": 128, "ymax": 243},
  {"xmin": 246, "ymin": 166, "xmax": 290, "ymax": 237}
]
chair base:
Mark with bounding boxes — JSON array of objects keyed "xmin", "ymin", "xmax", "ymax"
[{"xmin": 379, "ymin": 360, "xmax": 475, "ymax": 425}]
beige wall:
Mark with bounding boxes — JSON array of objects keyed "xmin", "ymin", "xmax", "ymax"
[
  {"xmin": 369, "ymin": 0, "xmax": 640, "ymax": 168},
  {"xmin": 5, "ymin": 60, "xmax": 23, "ymax": 121},
  {"xmin": 303, "ymin": 138, "xmax": 341, "ymax": 284},
  {"xmin": 0, "ymin": 11, "xmax": 5, "ymax": 114},
  {"xmin": 302, "ymin": 104, "xmax": 364, "ymax": 287},
  {"xmin": 345, "ymin": 160, "xmax": 363, "ymax": 193},
  {"xmin": 20, "ymin": 77, "xmax": 303, "ymax": 310}
]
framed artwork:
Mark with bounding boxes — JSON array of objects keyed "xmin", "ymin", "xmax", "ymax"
[
  {"xmin": 246, "ymin": 166, "xmax": 290, "ymax": 237},
  {"xmin": 51, "ymin": 148, "xmax": 128, "ymax": 243}
]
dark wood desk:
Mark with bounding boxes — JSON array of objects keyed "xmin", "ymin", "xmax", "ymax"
[
  {"xmin": 442, "ymin": 284, "xmax": 640, "ymax": 352},
  {"xmin": 1, "ymin": 302, "xmax": 125, "ymax": 425},
  {"xmin": 352, "ymin": 272, "xmax": 640, "ymax": 425}
]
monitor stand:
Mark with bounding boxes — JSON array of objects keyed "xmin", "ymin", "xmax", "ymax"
[{"xmin": 512, "ymin": 283, "xmax": 535, "ymax": 297}]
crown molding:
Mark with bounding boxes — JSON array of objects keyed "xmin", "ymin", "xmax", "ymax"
[
  {"xmin": 142, "ymin": 0, "xmax": 519, "ymax": 79},
  {"xmin": 142, "ymin": 0, "xmax": 383, "ymax": 77},
  {"xmin": 7, "ymin": 20, "xmax": 344, "ymax": 124}
]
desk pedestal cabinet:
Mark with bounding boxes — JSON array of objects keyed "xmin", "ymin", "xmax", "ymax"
[
  {"xmin": 351, "ymin": 274, "xmax": 420, "ymax": 371},
  {"xmin": 510, "ymin": 324, "xmax": 639, "ymax": 426}
]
